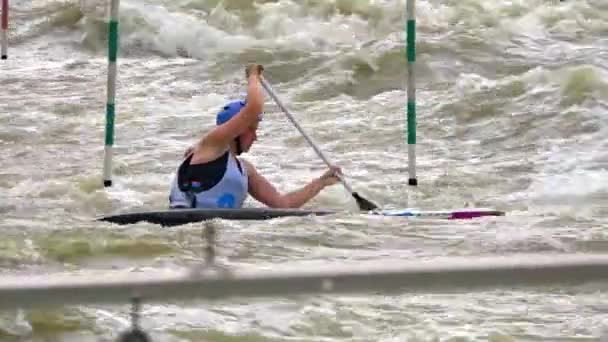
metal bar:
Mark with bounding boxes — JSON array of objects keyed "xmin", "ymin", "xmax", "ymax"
[{"xmin": 1, "ymin": 254, "xmax": 608, "ymax": 310}]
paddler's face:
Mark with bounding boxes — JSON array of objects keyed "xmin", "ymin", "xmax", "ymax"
[{"xmin": 238, "ymin": 121, "xmax": 259, "ymax": 153}]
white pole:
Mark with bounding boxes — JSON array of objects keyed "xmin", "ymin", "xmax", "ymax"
[
  {"xmin": 1, "ymin": 0, "xmax": 8, "ymax": 59},
  {"xmin": 103, "ymin": 0, "xmax": 120, "ymax": 187},
  {"xmin": 406, "ymin": 0, "xmax": 417, "ymax": 186}
]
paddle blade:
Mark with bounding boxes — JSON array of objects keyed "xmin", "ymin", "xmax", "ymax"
[{"xmin": 352, "ymin": 192, "xmax": 379, "ymax": 211}]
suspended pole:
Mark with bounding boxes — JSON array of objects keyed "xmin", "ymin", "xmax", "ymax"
[
  {"xmin": 103, "ymin": 0, "xmax": 120, "ymax": 187},
  {"xmin": 1, "ymin": 0, "xmax": 8, "ymax": 59},
  {"xmin": 405, "ymin": 0, "xmax": 417, "ymax": 186}
]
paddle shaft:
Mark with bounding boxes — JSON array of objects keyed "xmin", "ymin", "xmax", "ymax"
[{"xmin": 260, "ymin": 78, "xmax": 355, "ymax": 195}]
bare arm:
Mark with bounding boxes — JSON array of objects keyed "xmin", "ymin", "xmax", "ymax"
[
  {"xmin": 243, "ymin": 159, "xmax": 341, "ymax": 209},
  {"xmin": 205, "ymin": 66, "xmax": 264, "ymax": 145},
  {"xmin": 192, "ymin": 64, "xmax": 265, "ymax": 162}
]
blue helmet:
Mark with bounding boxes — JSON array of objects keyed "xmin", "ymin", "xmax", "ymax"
[
  {"xmin": 216, "ymin": 100, "xmax": 246, "ymax": 125},
  {"xmin": 216, "ymin": 100, "xmax": 263, "ymax": 126}
]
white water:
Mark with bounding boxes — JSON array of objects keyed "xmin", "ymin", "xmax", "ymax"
[{"xmin": 1, "ymin": 0, "xmax": 607, "ymax": 340}]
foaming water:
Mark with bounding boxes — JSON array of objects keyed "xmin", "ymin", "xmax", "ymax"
[{"xmin": 1, "ymin": 0, "xmax": 607, "ymax": 341}]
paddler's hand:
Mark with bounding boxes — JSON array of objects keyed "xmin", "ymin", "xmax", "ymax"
[
  {"xmin": 245, "ymin": 63, "xmax": 264, "ymax": 80},
  {"xmin": 318, "ymin": 166, "xmax": 342, "ymax": 187}
]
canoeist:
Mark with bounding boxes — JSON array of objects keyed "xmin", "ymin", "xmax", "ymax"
[{"xmin": 169, "ymin": 64, "xmax": 342, "ymax": 209}]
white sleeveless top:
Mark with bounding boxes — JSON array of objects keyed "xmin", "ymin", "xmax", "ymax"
[{"xmin": 169, "ymin": 152, "xmax": 248, "ymax": 209}]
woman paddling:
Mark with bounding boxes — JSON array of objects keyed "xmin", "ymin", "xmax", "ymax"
[{"xmin": 169, "ymin": 64, "xmax": 342, "ymax": 209}]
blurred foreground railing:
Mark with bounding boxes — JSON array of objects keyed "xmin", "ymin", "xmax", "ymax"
[{"xmin": 2, "ymin": 253, "xmax": 608, "ymax": 311}]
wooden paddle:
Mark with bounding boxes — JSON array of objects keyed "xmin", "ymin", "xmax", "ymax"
[{"xmin": 260, "ymin": 77, "xmax": 380, "ymax": 211}]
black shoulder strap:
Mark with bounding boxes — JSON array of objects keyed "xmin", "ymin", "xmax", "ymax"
[
  {"xmin": 234, "ymin": 156, "xmax": 244, "ymax": 175},
  {"xmin": 177, "ymin": 154, "xmax": 194, "ymax": 192}
]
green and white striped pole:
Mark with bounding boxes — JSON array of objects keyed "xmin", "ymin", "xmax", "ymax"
[
  {"xmin": 405, "ymin": 0, "xmax": 417, "ymax": 186},
  {"xmin": 103, "ymin": 0, "xmax": 120, "ymax": 187},
  {"xmin": 1, "ymin": 0, "xmax": 8, "ymax": 59}
]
